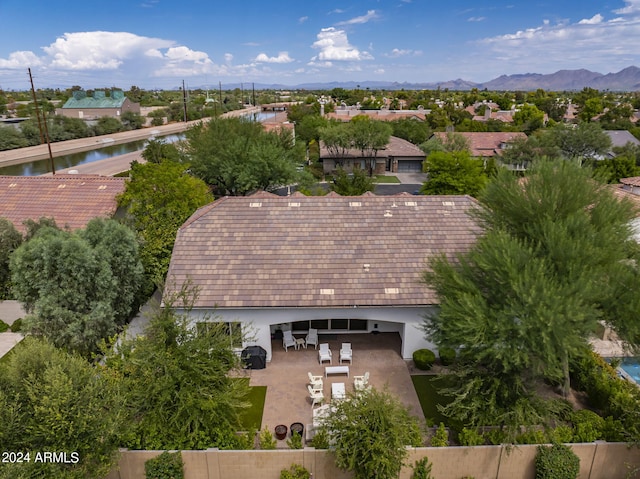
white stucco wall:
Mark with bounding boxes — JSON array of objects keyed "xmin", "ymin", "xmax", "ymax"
[{"xmin": 181, "ymin": 306, "xmax": 438, "ymax": 361}]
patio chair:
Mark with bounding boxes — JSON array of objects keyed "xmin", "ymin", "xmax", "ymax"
[
  {"xmin": 318, "ymin": 343, "xmax": 332, "ymax": 364},
  {"xmin": 354, "ymin": 371, "xmax": 370, "ymax": 391},
  {"xmin": 307, "ymin": 385, "xmax": 324, "ymax": 407},
  {"xmin": 339, "ymin": 343, "xmax": 352, "ymax": 364},
  {"xmin": 308, "ymin": 372, "xmax": 323, "ymax": 390},
  {"xmin": 283, "ymin": 330, "xmax": 296, "ymax": 351},
  {"xmin": 305, "ymin": 328, "xmax": 319, "ymax": 350}
]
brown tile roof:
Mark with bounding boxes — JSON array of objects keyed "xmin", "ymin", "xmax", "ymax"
[
  {"xmin": 324, "ymin": 110, "xmax": 428, "ymax": 122},
  {"xmin": 620, "ymin": 177, "xmax": 640, "ymax": 188},
  {"xmin": 433, "ymin": 132, "xmax": 527, "ymax": 157},
  {"xmin": 0, "ymin": 175, "xmax": 126, "ymax": 233},
  {"xmin": 165, "ymin": 193, "xmax": 481, "ymax": 309}
]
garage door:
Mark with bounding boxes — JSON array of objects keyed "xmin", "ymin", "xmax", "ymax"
[{"xmin": 397, "ymin": 160, "xmax": 423, "ymax": 172}]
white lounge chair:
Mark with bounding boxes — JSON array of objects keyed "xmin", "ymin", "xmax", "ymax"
[
  {"xmin": 305, "ymin": 328, "xmax": 319, "ymax": 349},
  {"xmin": 283, "ymin": 330, "xmax": 296, "ymax": 351},
  {"xmin": 354, "ymin": 371, "xmax": 370, "ymax": 391},
  {"xmin": 339, "ymin": 342, "xmax": 352, "ymax": 364},
  {"xmin": 308, "ymin": 372, "xmax": 323, "ymax": 390},
  {"xmin": 318, "ymin": 343, "xmax": 332, "ymax": 364},
  {"xmin": 308, "ymin": 384, "xmax": 324, "ymax": 407}
]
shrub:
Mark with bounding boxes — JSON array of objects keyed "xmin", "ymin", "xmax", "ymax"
[
  {"xmin": 438, "ymin": 347, "xmax": 456, "ymax": 366},
  {"xmin": 259, "ymin": 426, "xmax": 277, "ymax": 449},
  {"xmin": 571, "ymin": 409, "xmax": 605, "ymax": 443},
  {"xmin": 485, "ymin": 428, "xmax": 507, "ymax": 445},
  {"xmin": 411, "ymin": 457, "xmax": 434, "ymax": 479},
  {"xmin": 287, "ymin": 430, "xmax": 303, "ymax": 449},
  {"xmin": 457, "ymin": 427, "xmax": 484, "ymax": 446},
  {"xmin": 548, "ymin": 425, "xmax": 574, "ymax": 444},
  {"xmin": 0, "ymin": 321, "xmax": 8, "ymax": 333},
  {"xmin": 310, "ymin": 427, "xmax": 330, "ymax": 449},
  {"xmin": 516, "ymin": 428, "xmax": 548, "ymax": 445},
  {"xmin": 535, "ymin": 443, "xmax": 579, "ymax": 479},
  {"xmin": 430, "ymin": 423, "xmax": 449, "ymax": 447},
  {"xmin": 145, "ymin": 451, "xmax": 183, "ymax": 479},
  {"xmin": 9, "ymin": 318, "xmax": 22, "ymax": 332},
  {"xmin": 413, "ymin": 349, "xmax": 436, "ymax": 370},
  {"xmin": 280, "ymin": 464, "xmax": 310, "ymax": 479}
]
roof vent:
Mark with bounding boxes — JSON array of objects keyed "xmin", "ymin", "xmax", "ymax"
[
  {"xmin": 404, "ymin": 201, "xmax": 417, "ymax": 207},
  {"xmin": 391, "ymin": 202, "xmax": 398, "ymax": 208},
  {"xmin": 58, "ymin": 184, "xmax": 66, "ymax": 189},
  {"xmin": 349, "ymin": 201, "xmax": 361, "ymax": 207},
  {"xmin": 363, "ymin": 263, "xmax": 370, "ymax": 272},
  {"xmin": 442, "ymin": 201, "xmax": 455, "ymax": 206},
  {"xmin": 8, "ymin": 183, "xmax": 17, "ymax": 188},
  {"xmin": 320, "ymin": 288, "xmax": 334, "ymax": 295},
  {"xmin": 385, "ymin": 288, "xmax": 400, "ymax": 294},
  {"xmin": 249, "ymin": 202, "xmax": 262, "ymax": 208},
  {"xmin": 384, "ymin": 210, "xmax": 393, "ymax": 217},
  {"xmin": 288, "ymin": 202, "xmax": 301, "ymax": 207},
  {"xmin": 98, "ymin": 185, "xmax": 107, "ymax": 190}
]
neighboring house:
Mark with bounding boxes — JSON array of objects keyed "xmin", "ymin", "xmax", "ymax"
[
  {"xmin": 163, "ymin": 192, "xmax": 481, "ymax": 361},
  {"xmin": 611, "ymin": 179, "xmax": 640, "ymax": 242},
  {"xmin": 320, "ymin": 135, "xmax": 426, "ymax": 174},
  {"xmin": 603, "ymin": 130, "xmax": 640, "ymax": 159},
  {"xmin": 55, "ymin": 90, "xmax": 140, "ymax": 120},
  {"xmin": 466, "ymin": 102, "xmax": 516, "ymax": 123},
  {"xmin": 432, "ymin": 131, "xmax": 527, "ymax": 158},
  {"xmin": 325, "ymin": 109, "xmax": 429, "ymax": 122},
  {"xmin": 0, "ymin": 175, "xmax": 126, "ymax": 233}
]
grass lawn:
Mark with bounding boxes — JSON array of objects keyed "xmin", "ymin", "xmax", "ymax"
[
  {"xmin": 411, "ymin": 375, "xmax": 457, "ymax": 427},
  {"xmin": 238, "ymin": 382, "xmax": 267, "ymax": 431},
  {"xmin": 374, "ymin": 175, "xmax": 401, "ymax": 184}
]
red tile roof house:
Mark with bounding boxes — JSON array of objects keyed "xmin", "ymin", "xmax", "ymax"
[
  {"xmin": 0, "ymin": 175, "xmax": 126, "ymax": 233},
  {"xmin": 163, "ymin": 192, "xmax": 481, "ymax": 362},
  {"xmin": 432, "ymin": 132, "xmax": 527, "ymax": 158},
  {"xmin": 319, "ymin": 135, "xmax": 426, "ymax": 175}
]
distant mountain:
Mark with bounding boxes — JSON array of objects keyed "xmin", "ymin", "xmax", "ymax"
[{"xmin": 222, "ymin": 66, "xmax": 640, "ymax": 92}]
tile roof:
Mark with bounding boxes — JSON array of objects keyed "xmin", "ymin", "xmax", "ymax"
[
  {"xmin": 165, "ymin": 193, "xmax": 481, "ymax": 309},
  {"xmin": 0, "ymin": 175, "xmax": 126, "ymax": 233},
  {"xmin": 604, "ymin": 130, "xmax": 640, "ymax": 149},
  {"xmin": 433, "ymin": 132, "xmax": 527, "ymax": 157}
]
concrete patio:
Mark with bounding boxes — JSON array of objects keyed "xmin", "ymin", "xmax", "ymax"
[{"xmin": 240, "ymin": 332, "xmax": 425, "ymax": 446}]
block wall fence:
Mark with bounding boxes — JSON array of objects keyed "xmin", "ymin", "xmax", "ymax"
[{"xmin": 105, "ymin": 442, "xmax": 640, "ymax": 479}]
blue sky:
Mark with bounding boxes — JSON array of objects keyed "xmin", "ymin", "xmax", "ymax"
[{"xmin": 1, "ymin": 0, "xmax": 640, "ymax": 90}]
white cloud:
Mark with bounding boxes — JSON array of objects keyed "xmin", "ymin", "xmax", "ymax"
[
  {"xmin": 613, "ymin": 0, "xmax": 640, "ymax": 14},
  {"xmin": 224, "ymin": 53, "xmax": 234, "ymax": 63},
  {"xmin": 385, "ymin": 48, "xmax": 422, "ymax": 57},
  {"xmin": 374, "ymin": 68, "xmax": 385, "ymax": 74},
  {"xmin": 311, "ymin": 27, "xmax": 373, "ymax": 61},
  {"xmin": 299, "ymin": 16, "xmax": 308, "ymax": 23},
  {"xmin": 578, "ymin": 14, "xmax": 604, "ymax": 24},
  {"xmin": 336, "ymin": 10, "xmax": 379, "ymax": 26},
  {"xmin": 468, "ymin": 16, "xmax": 486, "ymax": 22},
  {"xmin": 254, "ymin": 52, "xmax": 294, "ymax": 63},
  {"xmin": 0, "ymin": 51, "xmax": 43, "ymax": 68}
]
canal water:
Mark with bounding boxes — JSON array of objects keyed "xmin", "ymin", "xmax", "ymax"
[
  {"xmin": 0, "ymin": 112, "xmax": 275, "ymax": 176},
  {"xmin": 0, "ymin": 134, "xmax": 184, "ymax": 176}
]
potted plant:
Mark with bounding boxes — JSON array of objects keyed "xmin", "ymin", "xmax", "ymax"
[{"xmin": 275, "ymin": 424, "xmax": 288, "ymax": 440}]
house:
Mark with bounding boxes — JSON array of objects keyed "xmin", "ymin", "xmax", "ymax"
[
  {"xmin": 325, "ymin": 109, "xmax": 429, "ymax": 122},
  {"xmin": 55, "ymin": 89, "xmax": 140, "ymax": 120},
  {"xmin": 431, "ymin": 131, "xmax": 527, "ymax": 158},
  {"xmin": 603, "ymin": 130, "xmax": 640, "ymax": 158},
  {"xmin": 610, "ymin": 180, "xmax": 640, "ymax": 242},
  {"xmin": 0, "ymin": 175, "xmax": 126, "ymax": 233},
  {"xmin": 163, "ymin": 192, "xmax": 481, "ymax": 362},
  {"xmin": 320, "ymin": 135, "xmax": 426, "ymax": 174}
]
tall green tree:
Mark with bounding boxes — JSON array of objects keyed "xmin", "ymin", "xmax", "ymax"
[
  {"xmin": 117, "ymin": 161, "xmax": 213, "ymax": 291},
  {"xmin": 349, "ymin": 115, "xmax": 392, "ymax": 175},
  {"xmin": 186, "ymin": 117, "xmax": 302, "ymax": 196},
  {"xmin": 106, "ymin": 285, "xmax": 251, "ymax": 450},
  {"xmin": 0, "ymin": 218, "xmax": 22, "ymax": 299},
  {"xmin": 540, "ymin": 122, "xmax": 611, "ymax": 164},
  {"xmin": 421, "ymin": 150, "xmax": 488, "ymax": 196},
  {"xmin": 422, "ymin": 160, "xmax": 640, "ymax": 427},
  {"xmin": 331, "ymin": 167, "xmax": 375, "ymax": 195},
  {"xmin": 10, "ymin": 219, "xmax": 143, "ymax": 357},
  {"xmin": 321, "ymin": 388, "xmax": 422, "ymax": 479},
  {"xmin": 0, "ymin": 338, "xmax": 127, "ymax": 479}
]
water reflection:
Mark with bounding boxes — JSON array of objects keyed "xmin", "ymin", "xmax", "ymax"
[{"xmin": 0, "ymin": 134, "xmax": 184, "ymax": 176}]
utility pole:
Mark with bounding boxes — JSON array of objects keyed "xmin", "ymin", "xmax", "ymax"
[
  {"xmin": 28, "ymin": 68, "xmax": 55, "ymax": 174},
  {"xmin": 218, "ymin": 81, "xmax": 223, "ymax": 112},
  {"xmin": 182, "ymin": 79, "xmax": 188, "ymax": 122},
  {"xmin": 252, "ymin": 83, "xmax": 256, "ymax": 108}
]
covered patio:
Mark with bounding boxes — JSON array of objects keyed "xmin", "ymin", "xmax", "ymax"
[{"xmin": 241, "ymin": 332, "xmax": 425, "ymax": 445}]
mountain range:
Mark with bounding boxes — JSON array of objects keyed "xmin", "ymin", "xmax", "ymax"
[{"xmin": 238, "ymin": 66, "xmax": 640, "ymax": 92}]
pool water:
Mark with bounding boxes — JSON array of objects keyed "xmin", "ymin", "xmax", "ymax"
[{"xmin": 618, "ymin": 358, "xmax": 640, "ymax": 383}]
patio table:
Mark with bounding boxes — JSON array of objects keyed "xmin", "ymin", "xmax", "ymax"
[{"xmin": 331, "ymin": 382, "xmax": 346, "ymax": 400}]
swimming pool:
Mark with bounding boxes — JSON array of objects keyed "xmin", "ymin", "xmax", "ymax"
[{"xmin": 615, "ymin": 357, "xmax": 640, "ymax": 384}]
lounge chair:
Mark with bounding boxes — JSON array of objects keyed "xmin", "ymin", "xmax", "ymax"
[
  {"xmin": 305, "ymin": 328, "xmax": 319, "ymax": 349},
  {"xmin": 318, "ymin": 343, "xmax": 332, "ymax": 364},
  {"xmin": 307, "ymin": 384, "xmax": 324, "ymax": 407},
  {"xmin": 354, "ymin": 371, "xmax": 370, "ymax": 391},
  {"xmin": 308, "ymin": 372, "xmax": 323, "ymax": 390},
  {"xmin": 283, "ymin": 330, "xmax": 296, "ymax": 351},
  {"xmin": 339, "ymin": 342, "xmax": 352, "ymax": 364}
]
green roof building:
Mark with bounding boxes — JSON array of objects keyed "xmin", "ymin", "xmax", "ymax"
[{"xmin": 56, "ymin": 89, "xmax": 140, "ymax": 120}]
